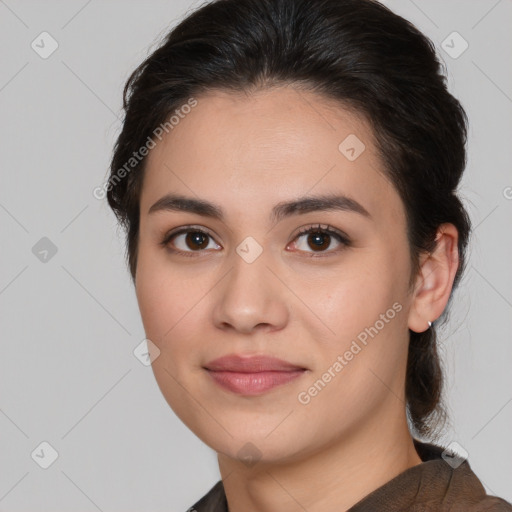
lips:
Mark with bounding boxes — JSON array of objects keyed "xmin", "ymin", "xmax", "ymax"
[
  {"xmin": 203, "ymin": 354, "xmax": 308, "ymax": 395},
  {"xmin": 204, "ymin": 354, "xmax": 307, "ymax": 372}
]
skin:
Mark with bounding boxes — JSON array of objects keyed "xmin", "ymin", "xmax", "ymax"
[{"xmin": 135, "ymin": 86, "xmax": 459, "ymax": 512}]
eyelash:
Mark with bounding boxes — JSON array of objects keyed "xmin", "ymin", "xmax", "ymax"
[{"xmin": 160, "ymin": 223, "xmax": 351, "ymax": 258}]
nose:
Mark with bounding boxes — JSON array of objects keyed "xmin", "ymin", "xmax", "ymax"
[{"xmin": 212, "ymin": 250, "xmax": 289, "ymax": 335}]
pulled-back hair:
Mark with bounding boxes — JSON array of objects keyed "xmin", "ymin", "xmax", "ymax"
[{"xmin": 107, "ymin": 0, "xmax": 471, "ymax": 439}]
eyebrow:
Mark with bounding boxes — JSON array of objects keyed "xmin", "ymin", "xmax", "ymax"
[{"xmin": 148, "ymin": 192, "xmax": 371, "ymax": 223}]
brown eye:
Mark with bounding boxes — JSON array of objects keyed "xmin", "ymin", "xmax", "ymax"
[
  {"xmin": 305, "ymin": 232, "xmax": 331, "ymax": 251},
  {"xmin": 162, "ymin": 227, "xmax": 221, "ymax": 255},
  {"xmin": 184, "ymin": 231, "xmax": 210, "ymax": 250},
  {"xmin": 291, "ymin": 224, "xmax": 350, "ymax": 256}
]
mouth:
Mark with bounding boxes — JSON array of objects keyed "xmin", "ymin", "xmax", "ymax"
[{"xmin": 203, "ymin": 354, "xmax": 308, "ymax": 396}]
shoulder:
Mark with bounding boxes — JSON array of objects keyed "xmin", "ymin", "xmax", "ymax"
[
  {"xmin": 187, "ymin": 480, "xmax": 226, "ymax": 512},
  {"xmin": 463, "ymin": 496, "xmax": 512, "ymax": 511},
  {"xmin": 409, "ymin": 498, "xmax": 512, "ymax": 512},
  {"xmin": 412, "ymin": 440, "xmax": 512, "ymax": 512}
]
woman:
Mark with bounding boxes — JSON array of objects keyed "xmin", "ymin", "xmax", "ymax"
[{"xmin": 106, "ymin": 0, "xmax": 512, "ymax": 509}]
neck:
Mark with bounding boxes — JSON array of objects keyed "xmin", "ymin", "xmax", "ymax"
[{"xmin": 218, "ymin": 406, "xmax": 423, "ymax": 512}]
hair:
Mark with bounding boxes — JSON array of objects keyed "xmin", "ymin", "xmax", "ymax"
[{"xmin": 107, "ymin": 0, "xmax": 471, "ymax": 440}]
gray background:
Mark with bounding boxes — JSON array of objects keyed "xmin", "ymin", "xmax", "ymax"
[{"xmin": 0, "ymin": 0, "xmax": 511, "ymax": 510}]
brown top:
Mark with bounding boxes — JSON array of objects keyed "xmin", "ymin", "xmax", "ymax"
[{"xmin": 188, "ymin": 439, "xmax": 512, "ymax": 511}]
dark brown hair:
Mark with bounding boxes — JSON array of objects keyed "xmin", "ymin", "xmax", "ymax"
[{"xmin": 106, "ymin": 0, "xmax": 471, "ymax": 439}]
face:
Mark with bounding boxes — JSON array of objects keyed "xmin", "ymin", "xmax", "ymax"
[{"xmin": 135, "ymin": 86, "xmax": 417, "ymax": 465}]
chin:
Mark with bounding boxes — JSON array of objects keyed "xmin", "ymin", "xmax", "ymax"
[{"xmin": 191, "ymin": 418, "xmax": 314, "ymax": 466}]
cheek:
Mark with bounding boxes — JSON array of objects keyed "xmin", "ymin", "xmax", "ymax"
[
  {"xmin": 305, "ymin": 255, "xmax": 402, "ymax": 333},
  {"xmin": 135, "ymin": 246, "xmax": 184, "ymax": 344},
  {"xmin": 134, "ymin": 250, "xmax": 209, "ymax": 422},
  {"xmin": 293, "ymin": 273, "xmax": 409, "ymax": 432},
  {"xmin": 300, "ymin": 248, "xmax": 410, "ymax": 392},
  {"xmin": 134, "ymin": 246, "xmax": 213, "ymax": 361}
]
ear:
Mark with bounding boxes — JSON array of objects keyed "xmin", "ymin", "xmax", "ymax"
[{"xmin": 408, "ymin": 223, "xmax": 460, "ymax": 333}]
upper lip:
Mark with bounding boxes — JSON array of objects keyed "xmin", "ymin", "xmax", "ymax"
[{"xmin": 204, "ymin": 354, "xmax": 307, "ymax": 372}]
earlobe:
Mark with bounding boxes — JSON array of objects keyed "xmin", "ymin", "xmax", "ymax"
[{"xmin": 408, "ymin": 224, "xmax": 460, "ymax": 333}]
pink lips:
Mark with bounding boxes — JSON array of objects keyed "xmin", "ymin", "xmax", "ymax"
[{"xmin": 204, "ymin": 354, "xmax": 307, "ymax": 395}]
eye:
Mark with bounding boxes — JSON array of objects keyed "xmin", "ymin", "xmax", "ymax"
[
  {"xmin": 161, "ymin": 226, "xmax": 221, "ymax": 257},
  {"xmin": 160, "ymin": 223, "xmax": 350, "ymax": 258},
  {"xmin": 288, "ymin": 224, "xmax": 351, "ymax": 256}
]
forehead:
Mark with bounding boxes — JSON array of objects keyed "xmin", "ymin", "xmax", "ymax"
[{"xmin": 140, "ymin": 86, "xmax": 403, "ymax": 226}]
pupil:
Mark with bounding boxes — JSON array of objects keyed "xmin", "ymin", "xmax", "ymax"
[
  {"xmin": 187, "ymin": 232, "xmax": 208, "ymax": 250},
  {"xmin": 309, "ymin": 233, "xmax": 329, "ymax": 251}
]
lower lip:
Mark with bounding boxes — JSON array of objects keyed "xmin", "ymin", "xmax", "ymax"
[{"xmin": 205, "ymin": 369, "xmax": 306, "ymax": 395}]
